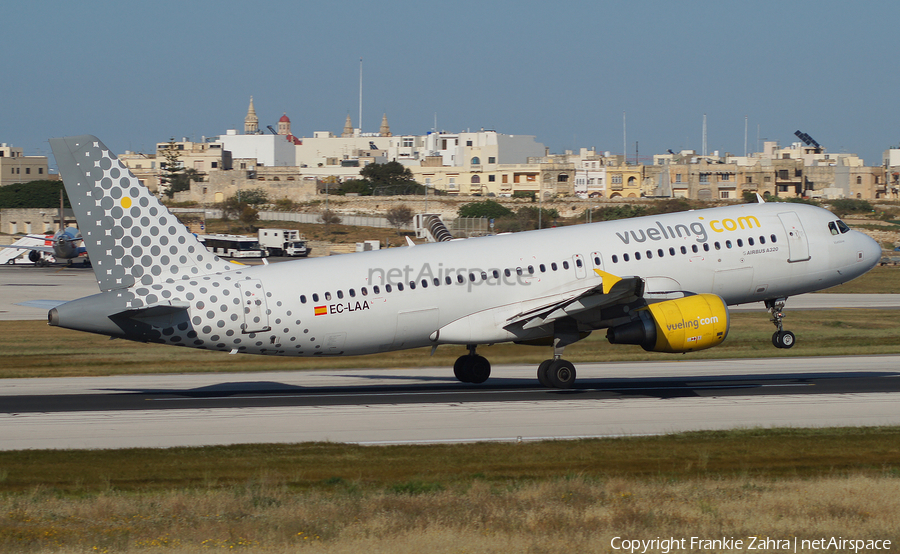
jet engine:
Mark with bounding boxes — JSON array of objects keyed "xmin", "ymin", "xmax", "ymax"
[{"xmin": 606, "ymin": 293, "xmax": 729, "ymax": 353}]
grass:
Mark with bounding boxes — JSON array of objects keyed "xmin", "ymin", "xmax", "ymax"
[
  {"xmin": 2, "ymin": 307, "xmax": 900, "ymax": 378},
  {"xmin": 820, "ymin": 265, "xmax": 900, "ymax": 293},
  {"xmin": 1, "ymin": 428, "xmax": 899, "ymax": 552}
]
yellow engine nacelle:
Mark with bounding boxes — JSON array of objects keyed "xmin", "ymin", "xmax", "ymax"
[{"xmin": 606, "ymin": 293, "xmax": 730, "ymax": 353}]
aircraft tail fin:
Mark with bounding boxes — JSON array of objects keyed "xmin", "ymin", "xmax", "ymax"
[{"xmin": 49, "ymin": 135, "xmax": 236, "ymax": 291}]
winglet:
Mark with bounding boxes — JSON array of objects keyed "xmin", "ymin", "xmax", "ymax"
[
  {"xmin": 593, "ymin": 269, "xmax": 622, "ymax": 294},
  {"xmin": 405, "ymin": 236, "xmax": 415, "ymax": 247},
  {"xmin": 756, "ymin": 192, "xmax": 765, "ymax": 203}
]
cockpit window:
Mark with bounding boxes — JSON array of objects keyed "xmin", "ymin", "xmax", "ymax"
[
  {"xmin": 828, "ymin": 221, "xmax": 839, "ymax": 236},
  {"xmin": 836, "ymin": 220, "xmax": 851, "ymax": 234}
]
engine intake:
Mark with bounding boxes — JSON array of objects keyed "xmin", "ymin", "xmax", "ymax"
[{"xmin": 606, "ymin": 294, "xmax": 730, "ymax": 353}]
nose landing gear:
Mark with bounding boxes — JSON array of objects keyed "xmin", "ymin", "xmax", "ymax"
[
  {"xmin": 453, "ymin": 344, "xmax": 491, "ymax": 384},
  {"xmin": 766, "ymin": 298, "xmax": 795, "ymax": 349}
]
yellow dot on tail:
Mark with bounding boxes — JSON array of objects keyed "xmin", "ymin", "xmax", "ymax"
[{"xmin": 121, "ymin": 197, "xmax": 132, "ymax": 209}]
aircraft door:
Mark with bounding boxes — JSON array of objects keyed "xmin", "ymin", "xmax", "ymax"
[
  {"xmin": 573, "ymin": 254, "xmax": 587, "ymax": 279},
  {"xmin": 237, "ymin": 279, "xmax": 271, "ymax": 333},
  {"xmin": 777, "ymin": 212, "xmax": 811, "ymax": 263}
]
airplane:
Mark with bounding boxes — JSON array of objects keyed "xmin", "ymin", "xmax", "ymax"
[
  {"xmin": 0, "ymin": 192, "xmax": 88, "ymax": 266},
  {"xmin": 45, "ymin": 135, "xmax": 882, "ymax": 388}
]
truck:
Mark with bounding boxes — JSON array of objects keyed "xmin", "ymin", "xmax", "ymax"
[{"xmin": 257, "ymin": 228, "xmax": 311, "ymax": 257}]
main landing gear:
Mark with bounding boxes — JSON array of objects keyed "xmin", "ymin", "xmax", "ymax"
[
  {"xmin": 452, "ymin": 340, "xmax": 579, "ymax": 389},
  {"xmin": 453, "ymin": 344, "xmax": 491, "ymax": 384},
  {"xmin": 766, "ymin": 298, "xmax": 795, "ymax": 349},
  {"xmin": 537, "ymin": 336, "xmax": 577, "ymax": 389}
]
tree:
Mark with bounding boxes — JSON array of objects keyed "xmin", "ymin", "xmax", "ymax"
[
  {"xmin": 338, "ymin": 179, "xmax": 373, "ymax": 196},
  {"xmin": 319, "ymin": 209, "xmax": 342, "ymax": 225},
  {"xmin": 386, "ymin": 204, "xmax": 414, "ymax": 234},
  {"xmin": 0, "ymin": 180, "xmax": 70, "ymax": 208},
  {"xmin": 457, "ymin": 200, "xmax": 513, "ymax": 219},
  {"xmin": 220, "ymin": 194, "xmax": 259, "ymax": 232},
  {"xmin": 159, "ymin": 138, "xmax": 184, "ymax": 198},
  {"xmin": 236, "ymin": 187, "xmax": 269, "ymax": 206},
  {"xmin": 360, "ymin": 162, "xmax": 424, "ymax": 195}
]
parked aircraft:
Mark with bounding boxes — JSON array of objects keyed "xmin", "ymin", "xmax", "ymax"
[
  {"xmin": 45, "ymin": 136, "xmax": 881, "ymax": 388},
  {"xmin": 0, "ymin": 194, "xmax": 87, "ymax": 266}
]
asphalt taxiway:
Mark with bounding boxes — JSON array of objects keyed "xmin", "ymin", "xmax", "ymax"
[
  {"xmin": 2, "ymin": 264, "xmax": 900, "ymax": 450},
  {"xmin": 2, "ymin": 356, "xmax": 900, "ymax": 450}
]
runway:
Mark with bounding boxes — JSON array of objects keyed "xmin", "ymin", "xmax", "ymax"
[{"xmin": 2, "ymin": 356, "xmax": 899, "ymax": 450}]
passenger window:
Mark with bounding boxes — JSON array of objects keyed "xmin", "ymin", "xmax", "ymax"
[
  {"xmin": 657, "ymin": 249, "xmax": 664, "ymax": 257},
  {"xmin": 300, "ymin": 295, "xmax": 307, "ymax": 303},
  {"xmin": 312, "ymin": 293, "xmax": 319, "ymax": 302},
  {"xmin": 575, "ymin": 258, "xmax": 583, "ymax": 268},
  {"xmin": 539, "ymin": 264, "xmax": 546, "ymax": 273},
  {"xmin": 703, "ymin": 243, "xmax": 709, "ymax": 252},
  {"xmin": 385, "ymin": 284, "xmax": 392, "ymax": 293},
  {"xmin": 635, "ymin": 252, "xmax": 641, "ymax": 260},
  {"xmin": 361, "ymin": 287, "xmax": 368, "ymax": 296},
  {"xmin": 551, "ymin": 262, "xmax": 558, "ymax": 271},
  {"xmin": 760, "ymin": 236, "xmax": 766, "ymax": 244},
  {"xmin": 714, "ymin": 242, "xmax": 721, "ymax": 250},
  {"xmin": 504, "ymin": 269, "xmax": 511, "ymax": 277},
  {"xmin": 445, "ymin": 276, "xmax": 452, "ymax": 285},
  {"xmin": 457, "ymin": 275, "xmax": 464, "ymax": 284},
  {"xmin": 325, "ymin": 292, "xmax": 332, "ymax": 301},
  {"xmin": 469, "ymin": 273, "xmax": 476, "ymax": 281},
  {"xmin": 593, "ymin": 256, "xmax": 600, "ymax": 265},
  {"xmin": 349, "ymin": 289, "xmax": 355, "ymax": 297},
  {"xmin": 421, "ymin": 279, "xmax": 428, "ymax": 288},
  {"xmin": 691, "ymin": 245, "xmax": 698, "ymax": 253},
  {"xmin": 516, "ymin": 267, "xmax": 523, "ymax": 275},
  {"xmin": 409, "ymin": 281, "xmax": 416, "ymax": 290},
  {"xmin": 397, "ymin": 283, "xmax": 404, "ymax": 291},
  {"xmin": 481, "ymin": 271, "xmax": 488, "ymax": 280},
  {"xmin": 748, "ymin": 237, "xmax": 755, "ymax": 246},
  {"xmin": 563, "ymin": 261, "xmax": 570, "ymax": 269},
  {"xmin": 373, "ymin": 285, "xmax": 379, "ymax": 294},
  {"xmin": 612, "ymin": 255, "xmax": 619, "ymax": 263},
  {"xmin": 737, "ymin": 239, "xmax": 744, "ymax": 247},
  {"xmin": 669, "ymin": 247, "xmax": 676, "ymax": 256},
  {"xmin": 646, "ymin": 250, "xmax": 652, "ymax": 259},
  {"xmin": 623, "ymin": 253, "xmax": 630, "ymax": 262},
  {"xmin": 527, "ymin": 266, "xmax": 534, "ymax": 274},
  {"xmin": 493, "ymin": 270, "xmax": 500, "ymax": 278},
  {"xmin": 433, "ymin": 278, "xmax": 440, "ymax": 286},
  {"xmin": 770, "ymin": 234, "xmax": 777, "ymax": 243},
  {"xmin": 337, "ymin": 290, "xmax": 344, "ymax": 299},
  {"xmin": 726, "ymin": 240, "xmax": 732, "ymax": 249},
  {"xmin": 680, "ymin": 246, "xmax": 687, "ymax": 254}
]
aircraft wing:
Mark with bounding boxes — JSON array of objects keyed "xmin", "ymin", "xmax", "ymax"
[
  {"xmin": 0, "ymin": 244, "xmax": 56, "ymax": 254},
  {"xmin": 504, "ymin": 270, "xmax": 645, "ymax": 330}
]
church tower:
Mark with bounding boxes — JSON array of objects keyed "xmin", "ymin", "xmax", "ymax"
[
  {"xmin": 379, "ymin": 113, "xmax": 392, "ymax": 137},
  {"xmin": 277, "ymin": 113, "xmax": 291, "ymax": 135},
  {"xmin": 342, "ymin": 114, "xmax": 354, "ymax": 137},
  {"xmin": 244, "ymin": 96, "xmax": 259, "ymax": 134}
]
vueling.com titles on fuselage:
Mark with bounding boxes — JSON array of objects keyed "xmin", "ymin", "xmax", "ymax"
[{"xmin": 614, "ymin": 215, "xmax": 761, "ymax": 245}]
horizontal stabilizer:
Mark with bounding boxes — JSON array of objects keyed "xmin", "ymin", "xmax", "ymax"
[{"xmin": 15, "ymin": 299, "xmax": 68, "ymax": 310}]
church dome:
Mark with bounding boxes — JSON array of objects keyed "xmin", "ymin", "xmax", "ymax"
[{"xmin": 279, "ymin": 113, "xmax": 291, "ymax": 122}]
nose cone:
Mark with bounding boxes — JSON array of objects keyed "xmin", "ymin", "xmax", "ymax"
[{"xmin": 857, "ymin": 231, "xmax": 882, "ymax": 272}]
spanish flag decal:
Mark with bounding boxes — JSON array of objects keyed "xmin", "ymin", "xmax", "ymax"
[{"xmin": 314, "ymin": 306, "xmax": 327, "ymax": 316}]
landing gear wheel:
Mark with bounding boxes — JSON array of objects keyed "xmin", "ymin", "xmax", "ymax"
[
  {"xmin": 547, "ymin": 359, "xmax": 576, "ymax": 389},
  {"xmin": 453, "ymin": 356, "xmax": 472, "ymax": 383},
  {"xmin": 773, "ymin": 330, "xmax": 795, "ymax": 349},
  {"xmin": 537, "ymin": 359, "xmax": 553, "ymax": 387},
  {"xmin": 453, "ymin": 354, "xmax": 491, "ymax": 384}
]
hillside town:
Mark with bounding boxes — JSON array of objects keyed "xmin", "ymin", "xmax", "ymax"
[{"xmin": 4, "ymin": 97, "xmax": 900, "ymax": 205}]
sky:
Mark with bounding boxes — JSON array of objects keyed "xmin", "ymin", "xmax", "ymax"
[{"xmin": 4, "ymin": 0, "xmax": 899, "ymax": 168}]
